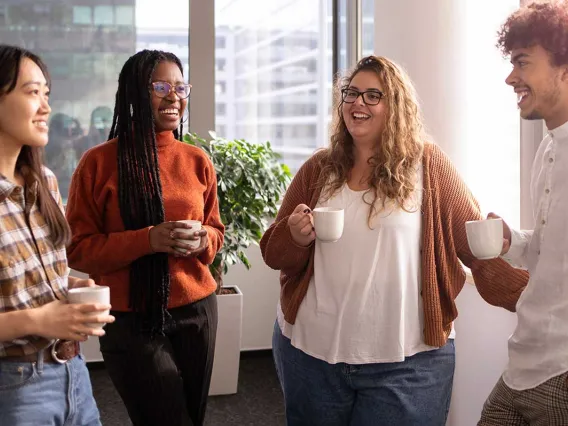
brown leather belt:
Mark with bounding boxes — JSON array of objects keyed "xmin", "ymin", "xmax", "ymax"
[{"xmin": 1, "ymin": 340, "xmax": 80, "ymax": 364}]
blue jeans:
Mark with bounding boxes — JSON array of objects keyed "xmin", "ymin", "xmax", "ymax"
[
  {"xmin": 273, "ymin": 322, "xmax": 455, "ymax": 426},
  {"xmin": 0, "ymin": 352, "xmax": 101, "ymax": 426}
]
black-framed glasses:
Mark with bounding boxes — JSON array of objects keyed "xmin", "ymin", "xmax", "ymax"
[
  {"xmin": 341, "ymin": 88, "xmax": 385, "ymax": 106},
  {"xmin": 151, "ymin": 81, "xmax": 191, "ymax": 99}
]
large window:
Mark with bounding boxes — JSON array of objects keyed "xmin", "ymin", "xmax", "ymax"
[
  {"xmin": 1, "ymin": 0, "xmax": 189, "ymax": 202},
  {"xmin": 4, "ymin": 0, "xmax": 370, "ymax": 196},
  {"xmin": 362, "ymin": 0, "xmax": 374, "ymax": 55},
  {"xmin": 214, "ymin": 0, "xmax": 334, "ymax": 172},
  {"xmin": 336, "ymin": 0, "xmax": 375, "ymax": 78}
]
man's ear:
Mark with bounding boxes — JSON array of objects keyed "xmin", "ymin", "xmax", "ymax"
[{"xmin": 561, "ymin": 64, "xmax": 568, "ymax": 82}]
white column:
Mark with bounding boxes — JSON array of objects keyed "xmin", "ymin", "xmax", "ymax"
[
  {"xmin": 373, "ymin": 0, "xmax": 468, "ymax": 165},
  {"xmin": 189, "ymin": 0, "xmax": 215, "ymax": 139},
  {"xmin": 374, "ymin": 1, "xmax": 521, "ymax": 425},
  {"xmin": 346, "ymin": 0, "xmax": 362, "ymax": 66},
  {"xmin": 317, "ymin": 0, "xmax": 330, "ymax": 148}
]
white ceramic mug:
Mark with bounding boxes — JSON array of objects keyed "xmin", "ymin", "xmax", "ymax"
[
  {"xmin": 174, "ymin": 220, "xmax": 202, "ymax": 252},
  {"xmin": 67, "ymin": 286, "xmax": 110, "ymax": 329},
  {"xmin": 313, "ymin": 207, "xmax": 344, "ymax": 242},
  {"xmin": 465, "ymin": 218, "xmax": 503, "ymax": 260}
]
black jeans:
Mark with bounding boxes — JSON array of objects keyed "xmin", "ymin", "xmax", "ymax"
[{"xmin": 99, "ymin": 293, "xmax": 218, "ymax": 426}]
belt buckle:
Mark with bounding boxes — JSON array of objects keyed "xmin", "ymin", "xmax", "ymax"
[{"xmin": 50, "ymin": 339, "xmax": 69, "ymax": 364}]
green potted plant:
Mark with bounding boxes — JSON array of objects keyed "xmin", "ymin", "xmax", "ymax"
[{"xmin": 183, "ymin": 131, "xmax": 291, "ymax": 395}]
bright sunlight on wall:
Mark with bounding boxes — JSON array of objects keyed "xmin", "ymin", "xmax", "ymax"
[{"xmin": 464, "ymin": 1, "xmax": 521, "ymax": 229}]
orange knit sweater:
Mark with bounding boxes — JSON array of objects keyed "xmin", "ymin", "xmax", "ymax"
[
  {"xmin": 66, "ymin": 131, "xmax": 224, "ymax": 311},
  {"xmin": 260, "ymin": 143, "xmax": 529, "ymax": 347}
]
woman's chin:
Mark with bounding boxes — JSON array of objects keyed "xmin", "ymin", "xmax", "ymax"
[{"xmin": 155, "ymin": 123, "xmax": 179, "ymax": 132}]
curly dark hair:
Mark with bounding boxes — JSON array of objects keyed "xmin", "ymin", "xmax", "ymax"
[{"xmin": 497, "ymin": 1, "xmax": 568, "ymax": 66}]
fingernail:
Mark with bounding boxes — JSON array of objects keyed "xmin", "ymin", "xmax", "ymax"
[{"xmin": 303, "ymin": 208, "xmax": 310, "ymax": 213}]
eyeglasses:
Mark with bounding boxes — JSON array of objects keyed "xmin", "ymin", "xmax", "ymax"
[
  {"xmin": 150, "ymin": 81, "xmax": 191, "ymax": 99},
  {"xmin": 341, "ymin": 88, "xmax": 385, "ymax": 106}
]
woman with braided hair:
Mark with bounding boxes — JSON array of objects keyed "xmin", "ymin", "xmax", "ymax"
[{"xmin": 65, "ymin": 50, "xmax": 224, "ymax": 426}]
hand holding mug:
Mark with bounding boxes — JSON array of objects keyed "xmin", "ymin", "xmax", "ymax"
[
  {"xmin": 149, "ymin": 221, "xmax": 195, "ymax": 254},
  {"xmin": 487, "ymin": 212, "xmax": 512, "ymax": 255},
  {"xmin": 34, "ymin": 296, "xmax": 114, "ymax": 341},
  {"xmin": 312, "ymin": 207, "xmax": 344, "ymax": 242},
  {"xmin": 171, "ymin": 220, "xmax": 208, "ymax": 257},
  {"xmin": 466, "ymin": 216, "xmax": 505, "ymax": 260},
  {"xmin": 288, "ymin": 204, "xmax": 315, "ymax": 246}
]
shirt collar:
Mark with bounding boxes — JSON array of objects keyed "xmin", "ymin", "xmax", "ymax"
[
  {"xmin": 548, "ymin": 120, "xmax": 568, "ymax": 140},
  {"xmin": 156, "ymin": 130, "xmax": 177, "ymax": 150},
  {"xmin": 0, "ymin": 168, "xmax": 39, "ymax": 204}
]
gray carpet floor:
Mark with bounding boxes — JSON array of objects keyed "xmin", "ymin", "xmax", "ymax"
[{"xmin": 88, "ymin": 351, "xmax": 286, "ymax": 426}]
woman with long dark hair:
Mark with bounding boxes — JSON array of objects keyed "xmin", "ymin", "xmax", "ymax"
[
  {"xmin": 0, "ymin": 44, "xmax": 114, "ymax": 425},
  {"xmin": 66, "ymin": 50, "xmax": 224, "ymax": 426}
]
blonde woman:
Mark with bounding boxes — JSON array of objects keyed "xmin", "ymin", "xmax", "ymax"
[{"xmin": 260, "ymin": 56, "xmax": 529, "ymax": 426}]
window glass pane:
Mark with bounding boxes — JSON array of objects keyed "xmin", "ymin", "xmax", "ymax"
[
  {"xmin": 337, "ymin": 0, "xmax": 348, "ymax": 71},
  {"xmin": 362, "ymin": 0, "xmax": 374, "ymax": 55},
  {"xmin": 215, "ymin": 0, "xmax": 333, "ymax": 172},
  {"xmin": 94, "ymin": 6, "xmax": 114, "ymax": 26},
  {"xmin": 115, "ymin": 6, "xmax": 134, "ymax": 26},
  {"xmin": 0, "ymin": 5, "xmax": 6, "ymax": 24},
  {"xmin": 337, "ymin": 0, "xmax": 374, "ymax": 67},
  {"xmin": 1, "ymin": 1, "xmax": 189, "ymax": 202},
  {"xmin": 73, "ymin": 6, "xmax": 92, "ymax": 25}
]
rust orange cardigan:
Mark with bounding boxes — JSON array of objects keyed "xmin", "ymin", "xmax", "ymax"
[
  {"xmin": 66, "ymin": 131, "xmax": 224, "ymax": 311},
  {"xmin": 260, "ymin": 143, "xmax": 529, "ymax": 347}
]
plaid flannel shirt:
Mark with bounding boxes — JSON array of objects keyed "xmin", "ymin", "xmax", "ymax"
[{"xmin": 0, "ymin": 167, "xmax": 69, "ymax": 357}]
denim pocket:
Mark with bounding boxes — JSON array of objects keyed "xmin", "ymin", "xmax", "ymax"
[{"xmin": 0, "ymin": 361, "xmax": 39, "ymax": 391}]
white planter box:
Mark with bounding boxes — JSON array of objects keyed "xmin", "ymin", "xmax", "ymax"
[
  {"xmin": 80, "ymin": 336, "xmax": 103, "ymax": 362},
  {"xmin": 209, "ymin": 285, "xmax": 243, "ymax": 396}
]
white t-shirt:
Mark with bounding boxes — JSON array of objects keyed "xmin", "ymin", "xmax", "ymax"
[{"xmin": 278, "ymin": 165, "xmax": 452, "ymax": 364}]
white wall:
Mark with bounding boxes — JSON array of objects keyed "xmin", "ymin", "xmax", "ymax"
[
  {"xmin": 373, "ymin": 1, "xmax": 521, "ymax": 425},
  {"xmin": 223, "ymin": 245, "xmax": 281, "ymax": 350},
  {"xmin": 449, "ymin": 285, "xmax": 517, "ymax": 426}
]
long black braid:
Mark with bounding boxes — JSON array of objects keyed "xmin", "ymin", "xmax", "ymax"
[{"xmin": 108, "ymin": 50, "xmax": 185, "ymax": 335}]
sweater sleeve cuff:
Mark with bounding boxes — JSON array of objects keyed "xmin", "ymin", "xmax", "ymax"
[
  {"xmin": 281, "ymin": 226, "xmax": 313, "ymax": 272},
  {"xmin": 288, "ymin": 227, "xmax": 315, "ymax": 249},
  {"xmin": 134, "ymin": 226, "xmax": 154, "ymax": 257},
  {"xmin": 198, "ymin": 225, "xmax": 219, "ymax": 265}
]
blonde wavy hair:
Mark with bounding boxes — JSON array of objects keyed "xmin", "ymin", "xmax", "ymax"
[{"xmin": 317, "ymin": 55, "xmax": 427, "ymax": 224}]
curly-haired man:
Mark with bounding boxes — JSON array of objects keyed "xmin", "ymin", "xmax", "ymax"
[{"xmin": 479, "ymin": 1, "xmax": 568, "ymax": 425}]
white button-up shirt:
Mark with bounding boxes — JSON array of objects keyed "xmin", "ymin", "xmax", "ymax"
[{"xmin": 502, "ymin": 120, "xmax": 568, "ymax": 390}]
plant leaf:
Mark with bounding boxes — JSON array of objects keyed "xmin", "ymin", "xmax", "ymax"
[{"xmin": 182, "ymin": 132, "xmax": 292, "ymax": 286}]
